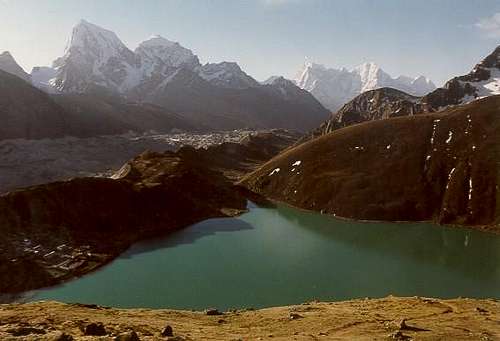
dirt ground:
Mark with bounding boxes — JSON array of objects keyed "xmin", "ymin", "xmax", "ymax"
[{"xmin": 0, "ymin": 296, "xmax": 498, "ymax": 340}]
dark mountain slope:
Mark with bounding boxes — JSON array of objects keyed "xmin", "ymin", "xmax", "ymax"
[
  {"xmin": 306, "ymin": 87, "xmax": 422, "ymax": 140},
  {"xmin": 142, "ymin": 69, "xmax": 329, "ymax": 132},
  {"xmin": 242, "ymin": 95, "xmax": 500, "ymax": 232},
  {"xmin": 0, "ymin": 51, "xmax": 31, "ymax": 83},
  {"xmin": 0, "ymin": 69, "xmax": 198, "ymax": 140},
  {"xmin": 53, "ymin": 91, "xmax": 199, "ymax": 136},
  {"xmin": 0, "ymin": 70, "xmax": 70, "ymax": 140}
]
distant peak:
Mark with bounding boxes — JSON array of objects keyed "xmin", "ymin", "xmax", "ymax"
[
  {"xmin": 67, "ymin": 19, "xmax": 126, "ymax": 53},
  {"xmin": 265, "ymin": 75, "xmax": 285, "ymax": 83},
  {"xmin": 357, "ymin": 61, "xmax": 380, "ymax": 70},
  {"xmin": 304, "ymin": 61, "xmax": 326, "ymax": 70},
  {"xmin": 75, "ymin": 19, "xmax": 105, "ymax": 30},
  {"xmin": 139, "ymin": 35, "xmax": 178, "ymax": 48},
  {"xmin": 414, "ymin": 75, "xmax": 429, "ymax": 82},
  {"xmin": 0, "ymin": 51, "xmax": 20, "ymax": 65}
]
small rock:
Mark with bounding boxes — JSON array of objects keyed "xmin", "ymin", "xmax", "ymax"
[
  {"xmin": 8, "ymin": 327, "xmax": 46, "ymax": 336},
  {"xmin": 476, "ymin": 307, "xmax": 488, "ymax": 313},
  {"xmin": 51, "ymin": 332, "xmax": 74, "ymax": 341},
  {"xmin": 205, "ymin": 308, "xmax": 223, "ymax": 316},
  {"xmin": 390, "ymin": 331, "xmax": 411, "ymax": 340},
  {"xmin": 217, "ymin": 319, "xmax": 226, "ymax": 324},
  {"xmin": 83, "ymin": 322, "xmax": 107, "ymax": 336},
  {"xmin": 167, "ymin": 337, "xmax": 186, "ymax": 341},
  {"xmin": 161, "ymin": 325, "xmax": 174, "ymax": 337},
  {"xmin": 289, "ymin": 313, "xmax": 303, "ymax": 320},
  {"xmin": 114, "ymin": 331, "xmax": 140, "ymax": 341},
  {"xmin": 397, "ymin": 319, "xmax": 409, "ymax": 330}
]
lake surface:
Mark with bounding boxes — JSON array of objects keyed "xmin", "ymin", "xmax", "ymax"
[{"xmin": 30, "ymin": 203, "xmax": 500, "ymax": 310}]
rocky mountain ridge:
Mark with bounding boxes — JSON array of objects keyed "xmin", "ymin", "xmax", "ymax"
[
  {"xmin": 420, "ymin": 45, "xmax": 500, "ymax": 110},
  {"xmin": 305, "ymin": 44, "xmax": 500, "ymax": 140}
]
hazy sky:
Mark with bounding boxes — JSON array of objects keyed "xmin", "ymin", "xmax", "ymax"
[{"xmin": 1, "ymin": 0, "xmax": 499, "ymax": 86}]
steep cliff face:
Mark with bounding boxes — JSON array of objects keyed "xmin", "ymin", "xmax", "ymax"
[{"xmin": 242, "ymin": 95, "xmax": 500, "ymax": 232}]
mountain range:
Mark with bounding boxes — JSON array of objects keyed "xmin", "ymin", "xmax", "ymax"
[
  {"xmin": 307, "ymin": 45, "xmax": 500, "ymax": 139},
  {"xmin": 294, "ymin": 61, "xmax": 436, "ymax": 111},
  {"xmin": 0, "ymin": 20, "xmax": 329, "ymax": 140},
  {"xmin": 30, "ymin": 20, "xmax": 329, "ymax": 133},
  {"xmin": 242, "ymin": 44, "xmax": 500, "ymax": 231}
]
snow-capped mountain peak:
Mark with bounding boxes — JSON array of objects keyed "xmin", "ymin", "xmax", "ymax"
[
  {"xmin": 198, "ymin": 62, "xmax": 259, "ymax": 89},
  {"xmin": 141, "ymin": 35, "xmax": 177, "ymax": 48},
  {"xmin": 38, "ymin": 20, "xmax": 266, "ymax": 96},
  {"xmin": 135, "ymin": 35, "xmax": 199, "ymax": 72},
  {"xmin": 354, "ymin": 62, "xmax": 392, "ymax": 93},
  {"xmin": 294, "ymin": 61, "xmax": 436, "ymax": 111},
  {"xmin": 426, "ymin": 45, "xmax": 500, "ymax": 107},
  {"xmin": 51, "ymin": 20, "xmax": 138, "ymax": 93},
  {"xmin": 67, "ymin": 19, "xmax": 128, "ymax": 53}
]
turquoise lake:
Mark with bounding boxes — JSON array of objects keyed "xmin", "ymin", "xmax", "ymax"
[{"xmin": 30, "ymin": 203, "xmax": 500, "ymax": 310}]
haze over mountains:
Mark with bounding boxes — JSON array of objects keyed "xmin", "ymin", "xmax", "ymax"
[
  {"xmin": 294, "ymin": 62, "xmax": 436, "ymax": 111},
  {"xmin": 0, "ymin": 19, "xmax": 498, "ymax": 143},
  {"xmin": 0, "ymin": 51, "xmax": 31, "ymax": 83},
  {"xmin": 29, "ymin": 20, "xmax": 329, "ymax": 133},
  {"xmin": 0, "ymin": 20, "xmax": 329, "ymax": 139}
]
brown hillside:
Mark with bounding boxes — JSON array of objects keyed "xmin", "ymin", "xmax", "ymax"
[{"xmin": 242, "ymin": 96, "xmax": 500, "ymax": 232}]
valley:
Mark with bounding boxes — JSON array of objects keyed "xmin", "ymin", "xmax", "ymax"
[
  {"xmin": 0, "ymin": 130, "xmax": 296, "ymax": 296},
  {"xmin": 0, "ymin": 129, "xmax": 282, "ymax": 193},
  {"xmin": 0, "ymin": 5, "xmax": 499, "ymax": 339}
]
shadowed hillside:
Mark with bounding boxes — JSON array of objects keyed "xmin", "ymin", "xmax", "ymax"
[{"xmin": 242, "ymin": 96, "xmax": 500, "ymax": 232}]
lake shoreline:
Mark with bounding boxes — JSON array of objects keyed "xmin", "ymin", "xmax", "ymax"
[{"xmin": 264, "ymin": 198, "xmax": 500, "ymax": 235}]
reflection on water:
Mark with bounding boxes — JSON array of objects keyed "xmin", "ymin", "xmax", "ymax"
[{"xmin": 30, "ymin": 203, "xmax": 500, "ymax": 310}]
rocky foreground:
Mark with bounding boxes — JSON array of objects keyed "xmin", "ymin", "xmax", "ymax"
[{"xmin": 0, "ymin": 297, "xmax": 498, "ymax": 340}]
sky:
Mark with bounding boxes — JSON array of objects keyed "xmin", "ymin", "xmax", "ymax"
[{"xmin": 0, "ymin": 0, "xmax": 499, "ymax": 86}]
